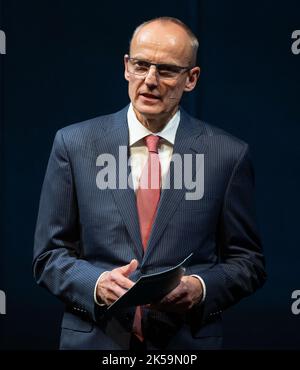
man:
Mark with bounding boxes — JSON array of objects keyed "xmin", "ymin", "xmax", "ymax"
[{"xmin": 33, "ymin": 17, "xmax": 266, "ymax": 350}]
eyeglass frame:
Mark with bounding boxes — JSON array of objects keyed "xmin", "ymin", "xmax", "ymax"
[{"xmin": 125, "ymin": 54, "xmax": 193, "ymax": 80}]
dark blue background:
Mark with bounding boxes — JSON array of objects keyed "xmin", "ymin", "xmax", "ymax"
[{"xmin": 0, "ymin": 0, "xmax": 299, "ymax": 349}]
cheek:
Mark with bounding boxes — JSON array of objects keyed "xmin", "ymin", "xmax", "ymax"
[
  {"xmin": 128, "ymin": 79, "xmax": 140, "ymax": 98},
  {"xmin": 164, "ymin": 85, "xmax": 184, "ymax": 101}
]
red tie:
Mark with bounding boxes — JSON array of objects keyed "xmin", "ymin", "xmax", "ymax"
[{"xmin": 132, "ymin": 135, "xmax": 161, "ymax": 341}]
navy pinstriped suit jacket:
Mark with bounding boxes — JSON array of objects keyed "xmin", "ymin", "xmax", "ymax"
[{"xmin": 33, "ymin": 105, "xmax": 266, "ymax": 349}]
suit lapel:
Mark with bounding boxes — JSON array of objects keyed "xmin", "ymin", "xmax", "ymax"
[
  {"xmin": 94, "ymin": 107, "xmax": 144, "ymax": 261},
  {"xmin": 142, "ymin": 109, "xmax": 208, "ymax": 263}
]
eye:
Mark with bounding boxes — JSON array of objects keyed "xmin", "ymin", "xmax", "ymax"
[
  {"xmin": 157, "ymin": 65, "xmax": 181, "ymax": 77},
  {"xmin": 132, "ymin": 60, "xmax": 150, "ymax": 71}
]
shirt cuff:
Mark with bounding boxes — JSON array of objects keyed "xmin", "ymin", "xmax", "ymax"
[
  {"xmin": 191, "ymin": 274, "xmax": 206, "ymax": 303},
  {"xmin": 94, "ymin": 271, "xmax": 109, "ymax": 306}
]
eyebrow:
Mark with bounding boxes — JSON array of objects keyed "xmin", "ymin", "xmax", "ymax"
[
  {"xmin": 130, "ymin": 57, "xmax": 190, "ymax": 71},
  {"xmin": 130, "ymin": 55, "xmax": 179, "ymax": 66}
]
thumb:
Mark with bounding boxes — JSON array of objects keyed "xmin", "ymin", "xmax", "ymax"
[{"xmin": 119, "ymin": 259, "xmax": 138, "ymax": 277}]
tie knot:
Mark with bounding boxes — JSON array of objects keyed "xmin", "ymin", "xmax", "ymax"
[{"xmin": 144, "ymin": 135, "xmax": 160, "ymax": 153}]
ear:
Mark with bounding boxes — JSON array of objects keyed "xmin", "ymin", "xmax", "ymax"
[
  {"xmin": 124, "ymin": 54, "xmax": 130, "ymax": 82},
  {"xmin": 184, "ymin": 66, "xmax": 200, "ymax": 92}
]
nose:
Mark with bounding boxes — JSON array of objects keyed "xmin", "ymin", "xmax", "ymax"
[{"xmin": 144, "ymin": 65, "xmax": 159, "ymax": 87}]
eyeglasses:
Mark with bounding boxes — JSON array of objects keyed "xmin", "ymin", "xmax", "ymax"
[{"xmin": 125, "ymin": 55, "xmax": 192, "ymax": 80}]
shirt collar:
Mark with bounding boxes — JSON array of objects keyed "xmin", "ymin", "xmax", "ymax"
[{"xmin": 127, "ymin": 103, "xmax": 180, "ymax": 146}]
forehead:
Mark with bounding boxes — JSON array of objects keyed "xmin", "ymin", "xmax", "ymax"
[{"xmin": 130, "ymin": 22, "xmax": 192, "ymax": 64}]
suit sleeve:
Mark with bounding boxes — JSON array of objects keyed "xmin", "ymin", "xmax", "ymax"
[
  {"xmin": 33, "ymin": 130, "xmax": 106, "ymax": 321},
  {"xmin": 197, "ymin": 144, "xmax": 266, "ymax": 322}
]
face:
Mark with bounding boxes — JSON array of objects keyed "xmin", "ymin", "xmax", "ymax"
[{"xmin": 124, "ymin": 21, "xmax": 200, "ymax": 128}]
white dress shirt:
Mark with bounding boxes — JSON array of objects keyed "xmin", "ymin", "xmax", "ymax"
[
  {"xmin": 127, "ymin": 103, "xmax": 180, "ymax": 191},
  {"xmin": 94, "ymin": 104, "xmax": 206, "ymax": 305}
]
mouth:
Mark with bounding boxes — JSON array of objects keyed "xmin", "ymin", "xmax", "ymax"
[{"xmin": 139, "ymin": 93, "xmax": 161, "ymax": 100}]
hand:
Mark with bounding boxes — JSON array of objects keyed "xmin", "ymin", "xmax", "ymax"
[
  {"xmin": 96, "ymin": 259, "xmax": 138, "ymax": 305},
  {"xmin": 149, "ymin": 276, "xmax": 203, "ymax": 314}
]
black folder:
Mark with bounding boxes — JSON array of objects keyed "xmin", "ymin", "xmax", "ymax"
[{"xmin": 107, "ymin": 253, "xmax": 193, "ymax": 312}]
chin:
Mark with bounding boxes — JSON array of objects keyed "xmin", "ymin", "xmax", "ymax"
[{"xmin": 134, "ymin": 102, "xmax": 164, "ymax": 117}]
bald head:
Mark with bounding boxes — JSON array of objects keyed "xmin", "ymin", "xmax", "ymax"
[
  {"xmin": 124, "ymin": 17, "xmax": 200, "ymax": 131},
  {"xmin": 129, "ymin": 17, "xmax": 199, "ymax": 66}
]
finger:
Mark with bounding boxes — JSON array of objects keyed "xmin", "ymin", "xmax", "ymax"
[
  {"xmin": 104, "ymin": 291, "xmax": 119, "ymax": 305},
  {"xmin": 107, "ymin": 283, "xmax": 128, "ymax": 299},
  {"xmin": 118, "ymin": 259, "xmax": 138, "ymax": 277},
  {"xmin": 100, "ymin": 282, "xmax": 128, "ymax": 304},
  {"xmin": 97, "ymin": 286, "xmax": 119, "ymax": 305},
  {"xmin": 110, "ymin": 271, "xmax": 136, "ymax": 290},
  {"xmin": 159, "ymin": 283, "xmax": 185, "ymax": 304},
  {"xmin": 98, "ymin": 274, "xmax": 132, "ymax": 302},
  {"xmin": 100, "ymin": 269, "xmax": 135, "ymax": 291}
]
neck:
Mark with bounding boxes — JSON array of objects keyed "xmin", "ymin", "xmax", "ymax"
[{"xmin": 133, "ymin": 107, "xmax": 178, "ymax": 133}]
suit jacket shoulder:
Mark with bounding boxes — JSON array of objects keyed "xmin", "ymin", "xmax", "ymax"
[
  {"xmin": 57, "ymin": 106, "xmax": 129, "ymax": 148},
  {"xmin": 180, "ymin": 110, "xmax": 250, "ymax": 169}
]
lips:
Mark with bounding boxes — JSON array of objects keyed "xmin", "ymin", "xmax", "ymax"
[{"xmin": 140, "ymin": 93, "xmax": 160, "ymax": 100}]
